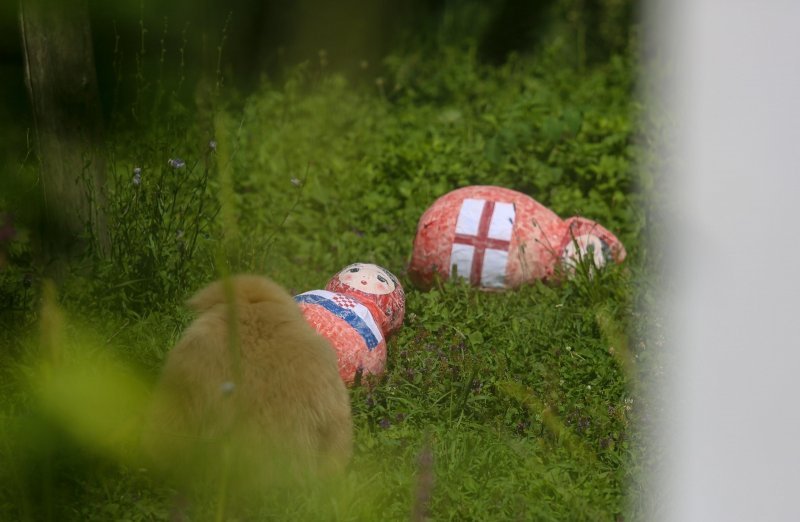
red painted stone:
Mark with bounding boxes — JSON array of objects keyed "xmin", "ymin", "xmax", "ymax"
[
  {"xmin": 408, "ymin": 186, "xmax": 626, "ymax": 290},
  {"xmin": 296, "ymin": 263, "xmax": 405, "ymax": 385}
]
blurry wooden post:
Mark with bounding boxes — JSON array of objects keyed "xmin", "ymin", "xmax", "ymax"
[{"xmin": 18, "ymin": 0, "xmax": 109, "ymax": 269}]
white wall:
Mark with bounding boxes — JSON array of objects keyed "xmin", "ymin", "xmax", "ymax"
[{"xmin": 649, "ymin": 1, "xmax": 800, "ymax": 520}]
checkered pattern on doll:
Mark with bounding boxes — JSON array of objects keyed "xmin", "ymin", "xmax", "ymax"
[
  {"xmin": 295, "ymin": 263, "xmax": 405, "ymax": 385},
  {"xmin": 408, "ymin": 186, "xmax": 626, "ymax": 290}
]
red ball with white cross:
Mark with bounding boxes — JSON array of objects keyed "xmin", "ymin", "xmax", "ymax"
[
  {"xmin": 296, "ymin": 263, "xmax": 405, "ymax": 385},
  {"xmin": 408, "ymin": 186, "xmax": 626, "ymax": 290}
]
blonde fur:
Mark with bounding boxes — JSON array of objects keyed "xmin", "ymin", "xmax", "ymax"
[{"xmin": 143, "ymin": 274, "xmax": 352, "ymax": 486}]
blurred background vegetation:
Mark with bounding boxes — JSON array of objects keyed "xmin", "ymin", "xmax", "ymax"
[{"xmin": 1, "ymin": 0, "xmax": 636, "ymax": 143}]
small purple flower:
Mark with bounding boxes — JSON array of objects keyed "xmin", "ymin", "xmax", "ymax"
[
  {"xmin": 168, "ymin": 158, "xmax": 186, "ymax": 169},
  {"xmin": 379, "ymin": 417, "xmax": 391, "ymax": 429},
  {"xmin": 132, "ymin": 167, "xmax": 142, "ymax": 185}
]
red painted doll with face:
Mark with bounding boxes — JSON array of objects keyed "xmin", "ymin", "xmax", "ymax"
[
  {"xmin": 295, "ymin": 263, "xmax": 405, "ymax": 385},
  {"xmin": 408, "ymin": 186, "xmax": 626, "ymax": 290}
]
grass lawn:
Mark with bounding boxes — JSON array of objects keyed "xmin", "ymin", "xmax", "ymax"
[{"xmin": 0, "ymin": 16, "xmax": 657, "ymax": 521}]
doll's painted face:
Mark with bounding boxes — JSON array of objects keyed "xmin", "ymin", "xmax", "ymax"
[
  {"xmin": 327, "ymin": 263, "xmax": 406, "ymax": 336},
  {"xmin": 561, "ymin": 234, "xmax": 612, "ymax": 271},
  {"xmin": 338, "ymin": 263, "xmax": 396, "ymax": 295}
]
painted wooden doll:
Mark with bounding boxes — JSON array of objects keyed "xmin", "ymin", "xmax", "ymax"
[
  {"xmin": 408, "ymin": 186, "xmax": 626, "ymax": 290},
  {"xmin": 295, "ymin": 263, "xmax": 405, "ymax": 384}
]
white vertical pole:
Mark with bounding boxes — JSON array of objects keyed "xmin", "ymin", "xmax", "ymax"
[{"xmin": 651, "ymin": 1, "xmax": 800, "ymax": 520}]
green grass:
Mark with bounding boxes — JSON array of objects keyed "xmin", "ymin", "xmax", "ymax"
[{"xmin": 0, "ymin": 24, "xmax": 654, "ymax": 521}]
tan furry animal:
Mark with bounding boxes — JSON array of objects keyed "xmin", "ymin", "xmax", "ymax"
[{"xmin": 143, "ymin": 275, "xmax": 352, "ymax": 488}]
